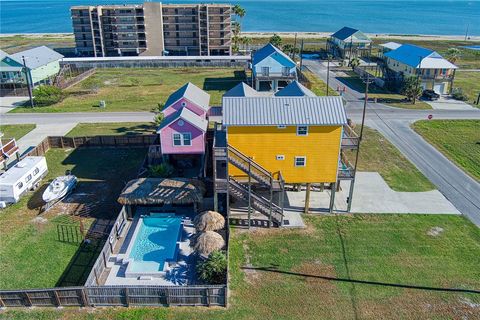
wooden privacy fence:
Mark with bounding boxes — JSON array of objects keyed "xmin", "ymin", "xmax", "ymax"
[
  {"xmin": 24, "ymin": 134, "xmax": 159, "ymax": 158},
  {"xmin": 0, "ymin": 285, "xmax": 226, "ymax": 308}
]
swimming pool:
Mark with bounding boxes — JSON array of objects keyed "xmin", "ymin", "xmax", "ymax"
[{"xmin": 125, "ymin": 214, "xmax": 183, "ymax": 277}]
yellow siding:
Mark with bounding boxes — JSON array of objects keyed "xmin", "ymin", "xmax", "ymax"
[{"xmin": 228, "ymin": 125, "xmax": 342, "ymax": 183}]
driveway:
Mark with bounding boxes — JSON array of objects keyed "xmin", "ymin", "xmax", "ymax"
[
  {"xmin": 0, "ymin": 96, "xmax": 29, "ymax": 114},
  {"xmin": 425, "ymin": 96, "xmax": 475, "ymax": 110}
]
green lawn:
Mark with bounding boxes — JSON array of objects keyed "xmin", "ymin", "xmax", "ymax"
[
  {"xmin": 65, "ymin": 122, "xmax": 157, "ymax": 137},
  {"xmin": 11, "ymin": 68, "xmax": 246, "ymax": 113},
  {"xmin": 413, "ymin": 120, "xmax": 480, "ymax": 181},
  {"xmin": 0, "ymin": 147, "xmax": 146, "ymax": 289},
  {"xmin": 4, "ymin": 214, "xmax": 480, "ymax": 319},
  {"xmin": 0, "ymin": 124, "xmax": 36, "ymax": 140},
  {"xmin": 302, "ymin": 70, "xmax": 338, "ymax": 96},
  {"xmin": 453, "ymin": 71, "xmax": 480, "ymax": 107},
  {"xmin": 347, "ymin": 127, "xmax": 434, "ymax": 192},
  {"xmin": 337, "ymin": 70, "xmax": 431, "ymax": 110}
]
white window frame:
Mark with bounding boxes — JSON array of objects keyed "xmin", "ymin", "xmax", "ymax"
[
  {"xmin": 277, "ymin": 125, "xmax": 286, "ymax": 129},
  {"xmin": 172, "ymin": 132, "xmax": 192, "ymax": 146},
  {"xmin": 276, "ymin": 155, "xmax": 285, "ymax": 161},
  {"xmin": 297, "ymin": 126, "xmax": 308, "ymax": 136},
  {"xmin": 294, "ymin": 156, "xmax": 306, "ymax": 167}
]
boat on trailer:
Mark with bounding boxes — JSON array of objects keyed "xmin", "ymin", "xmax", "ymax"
[{"xmin": 42, "ymin": 174, "xmax": 77, "ymax": 203}]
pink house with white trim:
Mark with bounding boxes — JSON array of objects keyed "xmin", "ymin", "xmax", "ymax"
[{"xmin": 158, "ymin": 83, "xmax": 210, "ymax": 155}]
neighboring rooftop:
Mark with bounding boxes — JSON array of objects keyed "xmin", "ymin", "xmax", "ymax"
[
  {"xmin": 223, "ymin": 82, "xmax": 260, "ymax": 97},
  {"xmin": 10, "ymin": 46, "xmax": 64, "ymax": 69},
  {"xmin": 252, "ymin": 43, "xmax": 296, "ymax": 67},
  {"xmin": 379, "ymin": 42, "xmax": 402, "ymax": 51},
  {"xmin": 223, "ymin": 96, "xmax": 347, "ymax": 126},
  {"xmin": 158, "ymin": 107, "xmax": 208, "ymax": 132},
  {"xmin": 163, "ymin": 82, "xmax": 210, "ymax": 111},
  {"xmin": 275, "ymin": 81, "xmax": 316, "ymax": 97},
  {"xmin": 331, "ymin": 27, "xmax": 371, "ymax": 43},
  {"xmin": 384, "ymin": 44, "xmax": 457, "ymax": 69}
]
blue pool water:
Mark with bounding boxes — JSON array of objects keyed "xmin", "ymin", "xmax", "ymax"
[{"xmin": 128, "ymin": 215, "xmax": 182, "ymax": 272}]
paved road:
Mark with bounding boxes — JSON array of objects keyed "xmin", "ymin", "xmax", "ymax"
[{"xmin": 304, "ymin": 59, "xmax": 480, "ymax": 226}]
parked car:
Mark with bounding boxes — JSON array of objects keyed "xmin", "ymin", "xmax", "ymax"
[{"xmin": 422, "ymin": 89, "xmax": 440, "ymax": 101}]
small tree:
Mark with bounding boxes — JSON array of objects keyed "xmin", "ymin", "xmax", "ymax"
[
  {"xmin": 445, "ymin": 48, "xmax": 461, "ymax": 64},
  {"xmin": 283, "ymin": 44, "xmax": 299, "ymax": 57},
  {"xmin": 196, "ymin": 251, "xmax": 227, "ymax": 284},
  {"xmin": 349, "ymin": 57, "xmax": 360, "ymax": 70},
  {"xmin": 451, "ymin": 87, "xmax": 469, "ymax": 101},
  {"xmin": 32, "ymin": 85, "xmax": 65, "ymax": 107},
  {"xmin": 148, "ymin": 163, "xmax": 174, "ymax": 178},
  {"xmin": 401, "ymin": 76, "xmax": 422, "ymax": 104},
  {"xmin": 269, "ymin": 34, "xmax": 282, "ymax": 47},
  {"xmin": 154, "ymin": 113, "xmax": 164, "ymax": 125}
]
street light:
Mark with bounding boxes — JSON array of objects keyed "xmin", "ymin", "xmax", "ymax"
[
  {"xmin": 326, "ymin": 54, "xmax": 332, "ymax": 96},
  {"xmin": 21, "ymin": 56, "xmax": 34, "ymax": 108}
]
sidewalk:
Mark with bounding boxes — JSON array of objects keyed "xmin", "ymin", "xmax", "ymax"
[{"xmin": 17, "ymin": 123, "xmax": 77, "ymax": 155}]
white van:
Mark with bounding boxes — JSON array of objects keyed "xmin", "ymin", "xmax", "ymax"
[{"xmin": 0, "ymin": 156, "xmax": 48, "ymax": 204}]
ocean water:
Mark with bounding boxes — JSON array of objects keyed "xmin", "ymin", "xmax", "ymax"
[{"xmin": 0, "ymin": 0, "xmax": 479, "ymax": 35}]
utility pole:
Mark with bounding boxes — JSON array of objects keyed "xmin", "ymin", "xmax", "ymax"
[
  {"xmin": 293, "ymin": 32, "xmax": 298, "ymax": 61},
  {"xmin": 347, "ymin": 72, "xmax": 372, "ymax": 212},
  {"xmin": 326, "ymin": 54, "xmax": 331, "ymax": 96},
  {"xmin": 22, "ymin": 56, "xmax": 34, "ymax": 108},
  {"xmin": 413, "ymin": 55, "xmax": 422, "ymax": 105},
  {"xmin": 299, "ymin": 39, "xmax": 304, "ymax": 70}
]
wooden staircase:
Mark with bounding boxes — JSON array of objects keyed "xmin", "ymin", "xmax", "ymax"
[{"xmin": 228, "ymin": 177, "xmax": 283, "ymax": 227}]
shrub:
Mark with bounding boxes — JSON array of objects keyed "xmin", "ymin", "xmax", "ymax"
[
  {"xmin": 32, "ymin": 85, "xmax": 65, "ymax": 106},
  {"xmin": 451, "ymin": 87, "xmax": 469, "ymax": 101},
  {"xmin": 148, "ymin": 163, "xmax": 174, "ymax": 178},
  {"xmin": 196, "ymin": 251, "xmax": 227, "ymax": 284},
  {"xmin": 154, "ymin": 113, "xmax": 164, "ymax": 125}
]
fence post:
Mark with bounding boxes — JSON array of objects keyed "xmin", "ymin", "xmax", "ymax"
[
  {"xmin": 24, "ymin": 292, "xmax": 33, "ymax": 307},
  {"xmin": 0, "ymin": 294, "xmax": 5, "ymax": 308},
  {"xmin": 165, "ymin": 289, "xmax": 170, "ymax": 306},
  {"xmin": 205, "ymin": 288, "xmax": 210, "ymax": 307},
  {"xmin": 80, "ymin": 288, "xmax": 89, "ymax": 307},
  {"xmin": 53, "ymin": 290, "xmax": 61, "ymax": 307},
  {"xmin": 94, "ymin": 268, "xmax": 100, "ymax": 286},
  {"xmin": 102, "ymin": 251, "xmax": 107, "ymax": 268},
  {"xmin": 124, "ymin": 288, "xmax": 130, "ymax": 307},
  {"xmin": 60, "ymin": 137, "xmax": 65, "ymax": 149}
]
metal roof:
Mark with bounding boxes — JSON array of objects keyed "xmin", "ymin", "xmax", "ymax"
[
  {"xmin": 164, "ymin": 82, "xmax": 210, "ymax": 111},
  {"xmin": 223, "ymin": 82, "xmax": 260, "ymax": 97},
  {"xmin": 62, "ymin": 55, "xmax": 251, "ymax": 62},
  {"xmin": 158, "ymin": 107, "xmax": 208, "ymax": 132},
  {"xmin": 379, "ymin": 42, "xmax": 402, "ymax": 50},
  {"xmin": 223, "ymin": 96, "xmax": 347, "ymax": 126},
  {"xmin": 384, "ymin": 44, "xmax": 457, "ymax": 69},
  {"xmin": 252, "ymin": 43, "xmax": 296, "ymax": 67},
  {"xmin": 331, "ymin": 27, "xmax": 370, "ymax": 42},
  {"xmin": 275, "ymin": 81, "xmax": 316, "ymax": 97},
  {"xmin": 11, "ymin": 46, "xmax": 63, "ymax": 70}
]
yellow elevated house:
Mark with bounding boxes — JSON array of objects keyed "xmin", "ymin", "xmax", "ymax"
[
  {"xmin": 213, "ymin": 95, "xmax": 353, "ymax": 227},
  {"xmin": 223, "ymin": 96, "xmax": 346, "ymax": 184}
]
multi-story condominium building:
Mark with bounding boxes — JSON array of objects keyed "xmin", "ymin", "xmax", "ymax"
[{"xmin": 71, "ymin": 2, "xmax": 232, "ymax": 57}]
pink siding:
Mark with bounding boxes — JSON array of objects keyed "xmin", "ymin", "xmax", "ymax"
[
  {"xmin": 163, "ymin": 97, "xmax": 207, "ymax": 118},
  {"xmin": 160, "ymin": 119, "xmax": 205, "ymax": 155}
]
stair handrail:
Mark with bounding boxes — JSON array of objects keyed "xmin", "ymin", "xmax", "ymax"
[
  {"xmin": 229, "ymin": 177, "xmax": 284, "ymax": 215},
  {"xmin": 227, "ymin": 145, "xmax": 274, "ymax": 182}
]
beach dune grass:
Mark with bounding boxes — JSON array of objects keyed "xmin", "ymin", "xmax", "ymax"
[
  {"xmin": 412, "ymin": 120, "xmax": 480, "ymax": 181},
  {"xmin": 3, "ymin": 214, "xmax": 479, "ymax": 319},
  {"xmin": 10, "ymin": 68, "xmax": 246, "ymax": 113},
  {"xmin": 452, "ymin": 71, "xmax": 480, "ymax": 107}
]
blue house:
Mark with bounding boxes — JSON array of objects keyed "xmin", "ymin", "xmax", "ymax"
[
  {"xmin": 327, "ymin": 27, "xmax": 371, "ymax": 59},
  {"xmin": 252, "ymin": 44, "xmax": 297, "ymax": 92}
]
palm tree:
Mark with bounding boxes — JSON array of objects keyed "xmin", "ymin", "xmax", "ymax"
[
  {"xmin": 240, "ymin": 36, "xmax": 252, "ymax": 52},
  {"xmin": 232, "ymin": 4, "xmax": 246, "ymax": 20},
  {"xmin": 445, "ymin": 48, "xmax": 461, "ymax": 64},
  {"xmin": 349, "ymin": 57, "xmax": 360, "ymax": 70},
  {"xmin": 269, "ymin": 34, "xmax": 282, "ymax": 47}
]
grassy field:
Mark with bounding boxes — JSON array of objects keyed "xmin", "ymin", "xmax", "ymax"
[
  {"xmin": 453, "ymin": 71, "xmax": 480, "ymax": 107},
  {"xmin": 347, "ymin": 127, "xmax": 434, "ymax": 192},
  {"xmin": 302, "ymin": 70, "xmax": 338, "ymax": 96},
  {"xmin": 0, "ymin": 34, "xmax": 75, "ymax": 54},
  {"xmin": 3, "ymin": 214, "xmax": 479, "ymax": 319},
  {"xmin": 0, "ymin": 147, "xmax": 146, "ymax": 289},
  {"xmin": 0, "ymin": 124, "xmax": 36, "ymax": 141},
  {"xmin": 11, "ymin": 68, "xmax": 246, "ymax": 113},
  {"xmin": 65, "ymin": 122, "xmax": 156, "ymax": 137},
  {"xmin": 336, "ymin": 70, "xmax": 432, "ymax": 110},
  {"xmin": 413, "ymin": 120, "xmax": 480, "ymax": 181}
]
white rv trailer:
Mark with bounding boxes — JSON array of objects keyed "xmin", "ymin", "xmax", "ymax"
[{"xmin": 0, "ymin": 156, "xmax": 48, "ymax": 204}]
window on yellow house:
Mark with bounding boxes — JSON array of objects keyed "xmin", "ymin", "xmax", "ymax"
[
  {"xmin": 294, "ymin": 156, "xmax": 306, "ymax": 167},
  {"xmin": 297, "ymin": 126, "xmax": 308, "ymax": 136}
]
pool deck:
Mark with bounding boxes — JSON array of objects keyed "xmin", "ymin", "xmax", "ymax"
[{"xmin": 102, "ymin": 207, "xmax": 197, "ymax": 286}]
